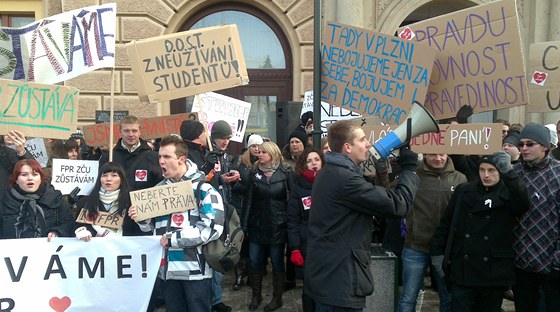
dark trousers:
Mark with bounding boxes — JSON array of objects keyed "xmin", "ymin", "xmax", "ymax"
[
  {"xmin": 451, "ymin": 284, "xmax": 505, "ymax": 312},
  {"xmin": 315, "ymin": 302, "xmax": 363, "ymax": 312},
  {"xmin": 164, "ymin": 278, "xmax": 212, "ymax": 312},
  {"xmin": 512, "ymin": 268, "xmax": 560, "ymax": 312}
]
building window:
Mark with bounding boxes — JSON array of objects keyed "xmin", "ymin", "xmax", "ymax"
[{"xmin": 0, "ymin": 14, "xmax": 35, "ymax": 27}]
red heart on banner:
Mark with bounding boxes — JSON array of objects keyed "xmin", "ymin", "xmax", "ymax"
[
  {"xmin": 49, "ymin": 296, "xmax": 71, "ymax": 312},
  {"xmin": 400, "ymin": 27, "xmax": 413, "ymax": 40},
  {"xmin": 136, "ymin": 170, "xmax": 147, "ymax": 181},
  {"xmin": 172, "ymin": 214, "xmax": 184, "ymax": 226},
  {"xmin": 303, "ymin": 197, "xmax": 312, "ymax": 207},
  {"xmin": 533, "ymin": 72, "xmax": 547, "ymax": 84}
]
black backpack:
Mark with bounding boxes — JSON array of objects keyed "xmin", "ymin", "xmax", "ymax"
[{"xmin": 196, "ymin": 182, "xmax": 244, "ymax": 273}]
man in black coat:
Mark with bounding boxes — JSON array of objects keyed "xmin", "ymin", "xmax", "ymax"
[
  {"xmin": 305, "ymin": 119, "xmax": 420, "ymax": 310},
  {"xmin": 100, "ymin": 116, "xmax": 161, "ymax": 191}
]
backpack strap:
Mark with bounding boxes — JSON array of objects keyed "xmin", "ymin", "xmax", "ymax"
[{"xmin": 196, "ymin": 181, "xmax": 231, "ymax": 239}]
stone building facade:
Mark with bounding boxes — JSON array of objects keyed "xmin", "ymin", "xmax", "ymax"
[{"xmin": 3, "ymin": 0, "xmax": 560, "ymax": 131}]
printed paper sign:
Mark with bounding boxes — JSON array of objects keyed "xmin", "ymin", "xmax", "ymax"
[
  {"xmin": 400, "ymin": 0, "xmax": 528, "ymax": 119},
  {"xmin": 301, "ymin": 91, "xmax": 361, "ymax": 135},
  {"xmin": 0, "ymin": 79, "xmax": 79, "ymax": 139},
  {"xmin": 95, "ymin": 110, "xmax": 129, "ymax": 123},
  {"xmin": 24, "ymin": 138, "xmax": 49, "ymax": 167},
  {"xmin": 127, "ymin": 25, "xmax": 249, "ymax": 103},
  {"xmin": 0, "ymin": 3, "xmax": 116, "ymax": 84},
  {"xmin": 192, "ymin": 92, "xmax": 252, "ymax": 143},
  {"xmin": 130, "ymin": 181, "xmax": 197, "ymax": 221},
  {"xmin": 527, "ymin": 41, "xmax": 560, "ymax": 112},
  {"xmin": 321, "ymin": 21, "xmax": 436, "ymax": 124},
  {"xmin": 0, "ymin": 237, "xmax": 161, "ymax": 311},
  {"xmin": 83, "ymin": 112, "xmax": 199, "ymax": 146},
  {"xmin": 51, "ymin": 159, "xmax": 99, "ymax": 196}
]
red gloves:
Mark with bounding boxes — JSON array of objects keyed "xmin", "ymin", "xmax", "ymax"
[{"xmin": 291, "ymin": 250, "xmax": 304, "ymax": 267}]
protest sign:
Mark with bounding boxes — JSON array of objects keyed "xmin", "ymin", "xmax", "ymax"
[
  {"xmin": 321, "ymin": 22, "xmax": 436, "ymax": 124},
  {"xmin": 130, "ymin": 181, "xmax": 197, "ymax": 221},
  {"xmin": 0, "ymin": 3, "xmax": 116, "ymax": 84},
  {"xmin": 25, "ymin": 138, "xmax": 49, "ymax": 167},
  {"xmin": 359, "ymin": 123, "xmax": 502, "ymax": 174},
  {"xmin": 0, "ymin": 236, "xmax": 161, "ymax": 311},
  {"xmin": 127, "ymin": 25, "xmax": 249, "ymax": 103},
  {"xmin": 526, "ymin": 41, "xmax": 560, "ymax": 112},
  {"xmin": 76, "ymin": 208, "xmax": 124, "ymax": 230},
  {"xmin": 83, "ymin": 112, "xmax": 199, "ymax": 146},
  {"xmin": 0, "ymin": 79, "xmax": 79, "ymax": 139},
  {"xmin": 51, "ymin": 159, "xmax": 99, "ymax": 196},
  {"xmin": 95, "ymin": 110, "xmax": 129, "ymax": 123},
  {"xmin": 400, "ymin": 0, "xmax": 528, "ymax": 120},
  {"xmin": 192, "ymin": 92, "xmax": 251, "ymax": 143},
  {"xmin": 301, "ymin": 91, "xmax": 362, "ymax": 135}
]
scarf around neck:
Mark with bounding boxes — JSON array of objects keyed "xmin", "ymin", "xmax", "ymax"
[
  {"xmin": 11, "ymin": 187, "xmax": 45, "ymax": 238},
  {"xmin": 258, "ymin": 163, "xmax": 279, "ymax": 179},
  {"xmin": 99, "ymin": 188, "xmax": 120, "ymax": 213}
]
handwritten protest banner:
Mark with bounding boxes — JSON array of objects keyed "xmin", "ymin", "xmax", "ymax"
[
  {"xmin": 127, "ymin": 25, "xmax": 249, "ymax": 103},
  {"xmin": 130, "ymin": 181, "xmax": 197, "ymax": 221},
  {"xmin": 83, "ymin": 112, "xmax": 199, "ymax": 146},
  {"xmin": 192, "ymin": 92, "xmax": 251, "ymax": 143},
  {"xmin": 0, "ymin": 237, "xmax": 161, "ymax": 311},
  {"xmin": 76, "ymin": 208, "xmax": 124, "ymax": 230},
  {"xmin": 0, "ymin": 79, "xmax": 79, "ymax": 139},
  {"xmin": 321, "ymin": 22, "xmax": 436, "ymax": 124},
  {"xmin": 25, "ymin": 138, "xmax": 49, "ymax": 167},
  {"xmin": 359, "ymin": 123, "xmax": 502, "ymax": 174},
  {"xmin": 0, "ymin": 3, "xmax": 116, "ymax": 84},
  {"xmin": 95, "ymin": 110, "xmax": 129, "ymax": 123},
  {"xmin": 526, "ymin": 41, "xmax": 560, "ymax": 112},
  {"xmin": 400, "ymin": 0, "xmax": 528, "ymax": 120},
  {"xmin": 301, "ymin": 90, "xmax": 362, "ymax": 135},
  {"xmin": 51, "ymin": 159, "xmax": 99, "ymax": 196}
]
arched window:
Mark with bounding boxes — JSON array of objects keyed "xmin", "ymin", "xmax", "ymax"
[{"xmin": 171, "ymin": 4, "xmax": 292, "ymax": 151}]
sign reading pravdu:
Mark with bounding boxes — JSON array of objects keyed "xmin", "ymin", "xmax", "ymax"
[
  {"xmin": 127, "ymin": 25, "xmax": 249, "ymax": 103},
  {"xmin": 321, "ymin": 22, "xmax": 437, "ymax": 125},
  {"xmin": 400, "ymin": 0, "xmax": 528, "ymax": 120},
  {"xmin": 130, "ymin": 181, "xmax": 197, "ymax": 221},
  {"xmin": 0, "ymin": 79, "xmax": 78, "ymax": 139}
]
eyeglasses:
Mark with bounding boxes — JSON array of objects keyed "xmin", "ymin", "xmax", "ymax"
[{"xmin": 518, "ymin": 142, "xmax": 536, "ymax": 148}]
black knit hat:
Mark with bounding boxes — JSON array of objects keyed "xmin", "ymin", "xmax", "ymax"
[
  {"xmin": 180, "ymin": 120, "xmax": 204, "ymax": 141},
  {"xmin": 211, "ymin": 120, "xmax": 232, "ymax": 139},
  {"xmin": 502, "ymin": 131, "xmax": 520, "ymax": 147},
  {"xmin": 289, "ymin": 130, "xmax": 308, "ymax": 146},
  {"xmin": 301, "ymin": 111, "xmax": 313, "ymax": 125},
  {"xmin": 479, "ymin": 154, "xmax": 498, "ymax": 168},
  {"xmin": 520, "ymin": 123, "xmax": 550, "ymax": 147}
]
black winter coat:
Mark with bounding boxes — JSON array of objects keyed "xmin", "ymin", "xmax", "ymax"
[
  {"xmin": 100, "ymin": 139, "xmax": 161, "ymax": 191},
  {"xmin": 242, "ymin": 165, "xmax": 292, "ymax": 244},
  {"xmin": 0, "ymin": 183, "xmax": 75, "ymax": 239},
  {"xmin": 231, "ymin": 154, "xmax": 256, "ymax": 217},
  {"xmin": 287, "ymin": 173, "xmax": 312, "ymax": 254},
  {"xmin": 304, "ymin": 152, "xmax": 419, "ymax": 309},
  {"xmin": 431, "ymin": 170, "xmax": 530, "ymax": 287}
]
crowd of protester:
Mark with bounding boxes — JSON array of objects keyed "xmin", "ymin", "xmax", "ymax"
[{"xmin": 0, "ymin": 106, "xmax": 559, "ymax": 312}]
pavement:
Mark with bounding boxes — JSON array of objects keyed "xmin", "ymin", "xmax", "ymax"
[{"xmin": 157, "ymin": 269, "xmax": 516, "ymax": 312}]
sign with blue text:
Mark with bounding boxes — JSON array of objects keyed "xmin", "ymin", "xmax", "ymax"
[
  {"xmin": 399, "ymin": 0, "xmax": 528, "ymax": 120},
  {"xmin": 0, "ymin": 3, "xmax": 116, "ymax": 84},
  {"xmin": 321, "ymin": 22, "xmax": 437, "ymax": 124},
  {"xmin": 0, "ymin": 79, "xmax": 79, "ymax": 139}
]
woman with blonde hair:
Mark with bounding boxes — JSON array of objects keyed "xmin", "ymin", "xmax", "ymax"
[{"xmin": 243, "ymin": 141, "xmax": 292, "ymax": 311}]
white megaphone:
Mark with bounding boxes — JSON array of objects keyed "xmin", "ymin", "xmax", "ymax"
[{"xmin": 369, "ymin": 101, "xmax": 439, "ymax": 160}]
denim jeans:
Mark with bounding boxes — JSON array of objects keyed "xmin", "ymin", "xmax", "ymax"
[
  {"xmin": 315, "ymin": 302, "xmax": 363, "ymax": 312},
  {"xmin": 249, "ymin": 242, "xmax": 285, "ymax": 273},
  {"xmin": 397, "ymin": 247, "xmax": 451, "ymax": 312},
  {"xmin": 164, "ymin": 278, "xmax": 212, "ymax": 312},
  {"xmin": 211, "ymin": 271, "xmax": 223, "ymax": 306}
]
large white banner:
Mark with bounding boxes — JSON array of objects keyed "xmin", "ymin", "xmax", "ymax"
[
  {"xmin": 51, "ymin": 159, "xmax": 99, "ymax": 196},
  {"xmin": 0, "ymin": 237, "xmax": 162, "ymax": 311},
  {"xmin": 301, "ymin": 91, "xmax": 362, "ymax": 135},
  {"xmin": 0, "ymin": 3, "xmax": 116, "ymax": 84},
  {"xmin": 192, "ymin": 92, "xmax": 251, "ymax": 143}
]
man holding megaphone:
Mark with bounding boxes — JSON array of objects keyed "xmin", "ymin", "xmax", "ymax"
[{"xmin": 304, "ymin": 119, "xmax": 421, "ymax": 311}]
